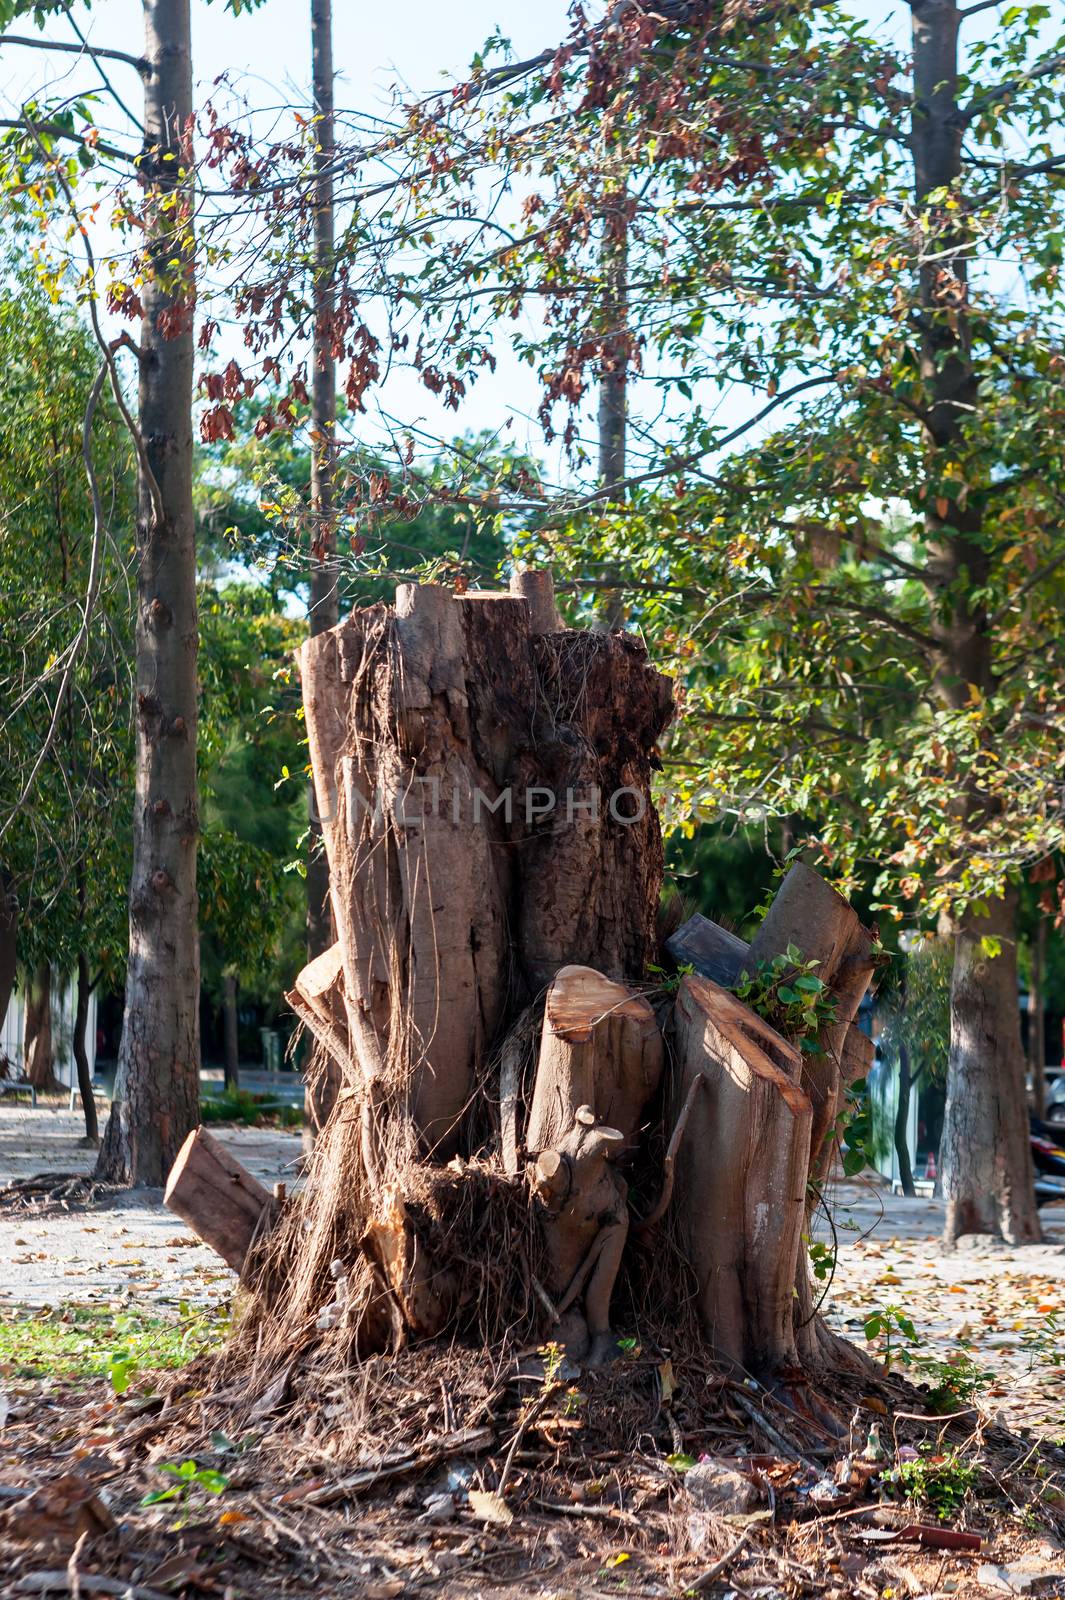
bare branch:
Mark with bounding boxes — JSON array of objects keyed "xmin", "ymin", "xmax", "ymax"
[{"xmin": 0, "ymin": 32, "xmax": 147, "ymax": 71}]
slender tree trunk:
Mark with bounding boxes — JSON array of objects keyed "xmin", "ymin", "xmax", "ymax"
[
  {"xmin": 910, "ymin": 0, "xmax": 1040, "ymax": 1242},
  {"xmin": 24, "ymin": 962, "xmax": 55, "ymax": 1090},
  {"xmin": 940, "ymin": 890, "xmax": 1039, "ymax": 1243},
  {"xmin": 598, "ymin": 187, "xmax": 628, "ymax": 630},
  {"xmin": 0, "ymin": 871, "xmax": 16, "ymax": 1029},
  {"xmin": 894, "ymin": 1041, "xmax": 916, "ymax": 1197},
  {"xmin": 1029, "ymin": 918, "xmax": 1047, "ymax": 1120},
  {"xmin": 96, "ymin": 0, "xmax": 200, "ymax": 1186},
  {"xmin": 222, "ymin": 973, "xmax": 240, "ymax": 1092},
  {"xmin": 305, "ymin": 0, "xmax": 338, "ymax": 964},
  {"xmin": 73, "ymin": 952, "xmax": 99, "ymax": 1145}
]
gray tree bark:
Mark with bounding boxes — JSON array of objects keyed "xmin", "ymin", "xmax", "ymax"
[
  {"xmin": 96, "ymin": 0, "xmax": 201, "ymax": 1186},
  {"xmin": 24, "ymin": 962, "xmax": 55, "ymax": 1090},
  {"xmin": 941, "ymin": 890, "xmax": 1039, "ymax": 1243},
  {"xmin": 910, "ymin": 0, "xmax": 1039, "ymax": 1242},
  {"xmin": 305, "ymin": 0, "xmax": 338, "ymax": 965}
]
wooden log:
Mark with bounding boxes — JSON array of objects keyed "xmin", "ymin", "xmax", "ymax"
[
  {"xmin": 164, "ymin": 1127, "xmax": 274, "ymax": 1275},
  {"xmin": 510, "ymin": 568, "xmax": 561, "ymax": 633},
  {"xmin": 671, "ymin": 974, "xmax": 812, "ymax": 1375},
  {"xmin": 746, "ymin": 862, "xmax": 878, "ymax": 1182},
  {"xmin": 668, "ymin": 911, "xmax": 872, "ymax": 1083},
  {"xmin": 526, "ymin": 965, "xmax": 663, "ymax": 1362},
  {"xmin": 665, "ymin": 913, "xmax": 749, "ymax": 987},
  {"xmin": 526, "ymin": 965, "xmax": 664, "ymax": 1156}
]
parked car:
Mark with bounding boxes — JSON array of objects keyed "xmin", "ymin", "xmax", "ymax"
[
  {"xmin": 1031, "ymin": 1114, "xmax": 1065, "ymax": 1203},
  {"xmin": 1043, "ymin": 1074, "xmax": 1065, "ymax": 1126}
]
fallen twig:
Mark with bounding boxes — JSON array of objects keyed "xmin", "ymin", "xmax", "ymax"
[
  {"xmin": 533, "ymin": 1498, "xmax": 641, "ymax": 1526},
  {"xmin": 15, "ymin": 1576, "xmax": 169, "ymax": 1600},
  {"xmin": 691, "ymin": 1530, "xmax": 751, "ymax": 1592},
  {"xmin": 280, "ymin": 1424, "xmax": 494, "ymax": 1507},
  {"xmin": 730, "ymin": 1391, "xmax": 815, "ymax": 1467}
]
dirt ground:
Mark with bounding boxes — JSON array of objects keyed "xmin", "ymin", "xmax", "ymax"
[
  {"xmin": 3, "ymin": 1105, "xmax": 1065, "ymax": 1599},
  {"xmin": 3, "ymin": 1105, "xmax": 1064, "ymax": 1429}
]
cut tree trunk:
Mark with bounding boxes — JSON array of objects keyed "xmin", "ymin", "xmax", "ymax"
[
  {"xmin": 176, "ymin": 575, "xmax": 876, "ymax": 1383},
  {"xmin": 525, "ymin": 965, "xmax": 664, "ymax": 1362},
  {"xmin": 164, "ymin": 1126, "xmax": 274, "ymax": 1275},
  {"xmin": 670, "ymin": 975, "xmax": 811, "ymax": 1375},
  {"xmin": 746, "ymin": 862, "xmax": 878, "ymax": 1187},
  {"xmin": 95, "ymin": 0, "xmax": 201, "ymax": 1187},
  {"xmin": 24, "ymin": 962, "xmax": 55, "ymax": 1090},
  {"xmin": 940, "ymin": 890, "xmax": 1040, "ymax": 1245},
  {"xmin": 73, "ymin": 952, "xmax": 99, "ymax": 1145}
]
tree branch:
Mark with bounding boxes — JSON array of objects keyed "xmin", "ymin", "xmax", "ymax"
[
  {"xmin": 988, "ymin": 545, "xmax": 1065, "ymax": 628},
  {"xmin": 0, "ymin": 117, "xmax": 130, "ymax": 163},
  {"xmin": 0, "ymin": 33, "xmax": 147, "ymax": 71},
  {"xmin": 959, "ymin": 51, "xmax": 1065, "ymax": 124}
]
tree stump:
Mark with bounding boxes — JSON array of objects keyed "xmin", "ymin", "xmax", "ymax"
[
  {"xmin": 670, "ymin": 975, "xmax": 811, "ymax": 1374},
  {"xmin": 176, "ymin": 573, "xmax": 877, "ymax": 1383}
]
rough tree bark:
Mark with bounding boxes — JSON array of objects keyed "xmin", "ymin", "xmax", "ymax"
[
  {"xmin": 175, "ymin": 577, "xmax": 876, "ymax": 1382},
  {"xmin": 910, "ymin": 0, "xmax": 1040, "ymax": 1242},
  {"xmin": 305, "ymin": 0, "xmax": 338, "ymax": 967},
  {"xmin": 941, "ymin": 890, "xmax": 1039, "ymax": 1244},
  {"xmin": 96, "ymin": 0, "xmax": 201, "ymax": 1187},
  {"xmin": 24, "ymin": 962, "xmax": 55, "ymax": 1090},
  {"xmin": 597, "ymin": 187, "xmax": 628, "ymax": 630}
]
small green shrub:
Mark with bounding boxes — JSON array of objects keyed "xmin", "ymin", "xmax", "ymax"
[
  {"xmin": 142, "ymin": 1459, "xmax": 229, "ymax": 1525},
  {"xmin": 732, "ymin": 943, "xmax": 838, "ymax": 1053},
  {"xmin": 884, "ymin": 1446, "xmax": 977, "ymax": 1521},
  {"xmin": 201, "ymin": 1087, "xmax": 303, "ymax": 1126}
]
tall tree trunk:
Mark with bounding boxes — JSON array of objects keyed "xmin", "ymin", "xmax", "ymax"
[
  {"xmin": 597, "ymin": 188, "xmax": 628, "ymax": 630},
  {"xmin": 910, "ymin": 0, "xmax": 1040, "ymax": 1242},
  {"xmin": 96, "ymin": 0, "xmax": 200, "ymax": 1187},
  {"xmin": 24, "ymin": 962, "xmax": 56, "ymax": 1090},
  {"xmin": 305, "ymin": 0, "xmax": 338, "ymax": 965},
  {"xmin": 941, "ymin": 891, "xmax": 1038, "ymax": 1243},
  {"xmin": 894, "ymin": 1041, "xmax": 916, "ymax": 1197},
  {"xmin": 1029, "ymin": 918, "xmax": 1047, "ymax": 1120},
  {"xmin": 0, "ymin": 871, "xmax": 16, "ymax": 1030},
  {"xmin": 222, "ymin": 973, "xmax": 240, "ymax": 1092},
  {"xmin": 73, "ymin": 952, "xmax": 99, "ymax": 1145}
]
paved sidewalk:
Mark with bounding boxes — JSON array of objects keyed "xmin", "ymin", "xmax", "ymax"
[{"xmin": 0, "ymin": 1106, "xmax": 302, "ymax": 1311}]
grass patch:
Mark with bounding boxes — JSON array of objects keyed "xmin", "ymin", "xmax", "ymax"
[
  {"xmin": 201, "ymin": 1087, "xmax": 303, "ymax": 1127},
  {"xmin": 0, "ymin": 1302, "xmax": 230, "ymax": 1386}
]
